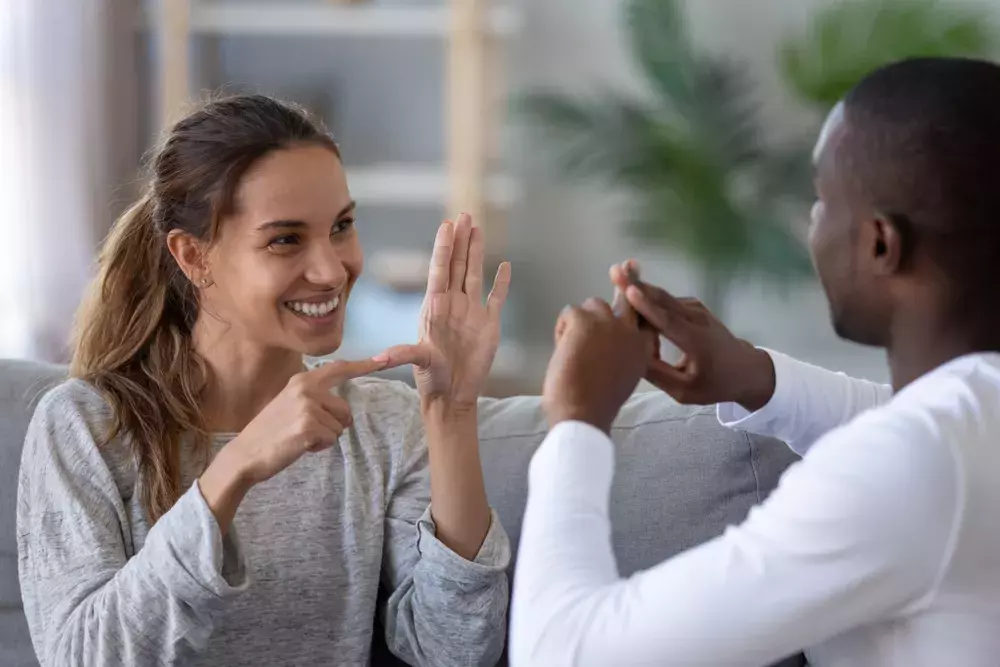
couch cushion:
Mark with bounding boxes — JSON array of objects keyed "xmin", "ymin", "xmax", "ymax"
[{"xmin": 0, "ymin": 359, "xmax": 66, "ymax": 667}]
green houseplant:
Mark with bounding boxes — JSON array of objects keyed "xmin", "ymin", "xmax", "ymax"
[
  {"xmin": 518, "ymin": 0, "xmax": 813, "ymax": 318},
  {"xmin": 780, "ymin": 0, "xmax": 995, "ymax": 112}
]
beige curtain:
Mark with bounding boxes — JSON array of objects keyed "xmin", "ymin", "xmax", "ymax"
[{"xmin": 0, "ymin": 0, "xmax": 138, "ymax": 361}]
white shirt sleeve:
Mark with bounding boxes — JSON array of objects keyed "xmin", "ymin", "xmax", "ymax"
[
  {"xmin": 509, "ymin": 416, "xmax": 961, "ymax": 667},
  {"xmin": 717, "ymin": 350, "xmax": 894, "ymax": 455}
]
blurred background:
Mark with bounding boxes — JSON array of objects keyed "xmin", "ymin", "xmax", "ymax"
[{"xmin": 2, "ymin": 0, "xmax": 996, "ymax": 395}]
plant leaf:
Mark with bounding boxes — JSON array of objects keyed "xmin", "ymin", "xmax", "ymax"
[
  {"xmin": 624, "ymin": 0, "xmax": 695, "ymax": 115},
  {"xmin": 781, "ymin": 0, "xmax": 995, "ymax": 110},
  {"xmin": 516, "ymin": 0, "xmax": 823, "ymax": 293},
  {"xmin": 516, "ymin": 92, "xmax": 684, "ymax": 186}
]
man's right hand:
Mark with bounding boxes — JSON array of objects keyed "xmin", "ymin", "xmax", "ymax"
[
  {"xmin": 543, "ymin": 298, "xmax": 654, "ymax": 435},
  {"xmin": 611, "ymin": 262, "xmax": 777, "ymax": 411}
]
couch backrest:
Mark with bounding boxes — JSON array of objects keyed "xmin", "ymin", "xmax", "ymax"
[
  {"xmin": 477, "ymin": 391, "xmax": 799, "ymax": 576},
  {"xmin": 1, "ymin": 359, "xmax": 66, "ymax": 667},
  {"xmin": 1, "ymin": 359, "xmax": 804, "ymax": 667}
]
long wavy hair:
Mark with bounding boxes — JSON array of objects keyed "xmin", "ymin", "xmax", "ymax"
[{"xmin": 71, "ymin": 95, "xmax": 340, "ymax": 522}]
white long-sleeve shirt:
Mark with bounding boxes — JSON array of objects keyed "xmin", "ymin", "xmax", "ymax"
[{"xmin": 510, "ymin": 351, "xmax": 1000, "ymax": 667}]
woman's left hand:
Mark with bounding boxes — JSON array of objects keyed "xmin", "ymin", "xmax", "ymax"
[{"xmin": 379, "ymin": 213, "xmax": 511, "ymax": 414}]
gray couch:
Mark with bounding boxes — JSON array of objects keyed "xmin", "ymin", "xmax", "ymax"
[{"xmin": 1, "ymin": 358, "xmax": 806, "ymax": 666}]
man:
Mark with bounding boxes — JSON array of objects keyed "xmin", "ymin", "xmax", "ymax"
[{"xmin": 510, "ymin": 58, "xmax": 1000, "ymax": 666}]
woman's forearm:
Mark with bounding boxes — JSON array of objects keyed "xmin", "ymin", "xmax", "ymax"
[
  {"xmin": 421, "ymin": 401, "xmax": 492, "ymax": 561},
  {"xmin": 199, "ymin": 444, "xmax": 253, "ymax": 536}
]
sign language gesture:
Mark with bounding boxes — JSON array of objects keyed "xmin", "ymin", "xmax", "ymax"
[
  {"xmin": 200, "ymin": 356, "xmax": 403, "ymax": 533},
  {"xmin": 543, "ymin": 298, "xmax": 656, "ymax": 434},
  {"xmin": 380, "ymin": 213, "xmax": 511, "ymax": 412},
  {"xmin": 611, "ymin": 261, "xmax": 775, "ymax": 411}
]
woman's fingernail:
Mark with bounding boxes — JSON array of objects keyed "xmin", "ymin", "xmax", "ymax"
[{"xmin": 373, "ymin": 353, "xmax": 389, "ymax": 364}]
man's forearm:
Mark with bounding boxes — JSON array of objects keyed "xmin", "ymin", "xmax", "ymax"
[{"xmin": 719, "ymin": 349, "xmax": 893, "ymax": 454}]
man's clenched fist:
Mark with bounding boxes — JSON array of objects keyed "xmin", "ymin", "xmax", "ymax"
[{"xmin": 542, "ymin": 298, "xmax": 656, "ymax": 434}]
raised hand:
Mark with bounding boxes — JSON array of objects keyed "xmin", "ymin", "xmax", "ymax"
[
  {"xmin": 379, "ymin": 213, "xmax": 511, "ymax": 413},
  {"xmin": 611, "ymin": 261, "xmax": 775, "ymax": 411},
  {"xmin": 542, "ymin": 298, "xmax": 654, "ymax": 434}
]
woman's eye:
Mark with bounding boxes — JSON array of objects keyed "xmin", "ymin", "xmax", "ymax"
[
  {"xmin": 332, "ymin": 218, "xmax": 356, "ymax": 235},
  {"xmin": 268, "ymin": 234, "xmax": 300, "ymax": 249}
]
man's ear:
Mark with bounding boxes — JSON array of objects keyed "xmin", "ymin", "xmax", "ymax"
[
  {"xmin": 166, "ymin": 229, "xmax": 210, "ymax": 286},
  {"xmin": 871, "ymin": 213, "xmax": 904, "ymax": 276}
]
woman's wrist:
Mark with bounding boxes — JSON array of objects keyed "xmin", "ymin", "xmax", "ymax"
[
  {"xmin": 198, "ymin": 444, "xmax": 254, "ymax": 535},
  {"xmin": 420, "ymin": 395, "xmax": 478, "ymax": 426},
  {"xmin": 420, "ymin": 406, "xmax": 491, "ymax": 560}
]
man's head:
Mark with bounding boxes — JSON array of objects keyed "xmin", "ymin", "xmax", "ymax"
[{"xmin": 809, "ymin": 57, "xmax": 1000, "ymax": 347}]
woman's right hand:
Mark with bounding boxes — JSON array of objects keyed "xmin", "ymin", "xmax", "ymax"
[{"xmin": 199, "ymin": 357, "xmax": 393, "ymax": 532}]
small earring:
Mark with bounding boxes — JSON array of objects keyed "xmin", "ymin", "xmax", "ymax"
[{"xmin": 199, "ymin": 277, "xmax": 209, "ymax": 287}]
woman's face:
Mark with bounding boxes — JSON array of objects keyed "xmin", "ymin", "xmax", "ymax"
[{"xmin": 203, "ymin": 144, "xmax": 362, "ymax": 357}]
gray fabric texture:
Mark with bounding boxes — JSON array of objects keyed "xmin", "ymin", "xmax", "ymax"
[{"xmin": 17, "ymin": 376, "xmax": 509, "ymax": 667}]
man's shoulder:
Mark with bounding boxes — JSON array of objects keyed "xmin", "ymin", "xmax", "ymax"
[{"xmin": 883, "ymin": 353, "xmax": 1000, "ymax": 442}]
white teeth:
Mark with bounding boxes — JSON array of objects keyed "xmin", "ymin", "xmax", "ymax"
[{"xmin": 286, "ymin": 297, "xmax": 340, "ymax": 318}]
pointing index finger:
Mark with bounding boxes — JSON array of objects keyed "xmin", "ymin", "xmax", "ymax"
[
  {"xmin": 611, "ymin": 261, "xmax": 644, "ymax": 327},
  {"xmin": 308, "ymin": 357, "xmax": 392, "ymax": 389}
]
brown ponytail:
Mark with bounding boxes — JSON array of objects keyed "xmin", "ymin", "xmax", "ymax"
[{"xmin": 71, "ymin": 95, "xmax": 339, "ymax": 522}]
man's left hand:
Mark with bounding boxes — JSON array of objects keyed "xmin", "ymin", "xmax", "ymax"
[{"xmin": 542, "ymin": 298, "xmax": 655, "ymax": 434}]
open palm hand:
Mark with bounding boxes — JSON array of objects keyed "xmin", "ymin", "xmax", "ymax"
[{"xmin": 380, "ymin": 213, "xmax": 511, "ymax": 411}]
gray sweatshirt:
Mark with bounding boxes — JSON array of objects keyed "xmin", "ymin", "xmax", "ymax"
[{"xmin": 16, "ymin": 376, "xmax": 510, "ymax": 667}]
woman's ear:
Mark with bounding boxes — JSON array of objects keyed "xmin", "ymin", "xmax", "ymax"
[{"xmin": 166, "ymin": 229, "xmax": 211, "ymax": 286}]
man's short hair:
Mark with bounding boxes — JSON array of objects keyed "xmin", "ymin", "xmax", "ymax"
[{"xmin": 842, "ymin": 57, "xmax": 1000, "ymax": 293}]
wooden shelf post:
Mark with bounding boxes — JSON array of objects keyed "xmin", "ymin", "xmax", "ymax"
[
  {"xmin": 447, "ymin": 0, "xmax": 489, "ymax": 234},
  {"xmin": 156, "ymin": 0, "xmax": 192, "ymax": 130}
]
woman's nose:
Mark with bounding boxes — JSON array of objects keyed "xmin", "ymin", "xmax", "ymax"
[{"xmin": 303, "ymin": 244, "xmax": 349, "ymax": 287}]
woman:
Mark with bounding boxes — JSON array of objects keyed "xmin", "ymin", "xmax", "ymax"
[{"xmin": 16, "ymin": 94, "xmax": 512, "ymax": 667}]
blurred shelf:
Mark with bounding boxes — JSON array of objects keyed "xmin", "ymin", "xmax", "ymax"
[
  {"xmin": 148, "ymin": 0, "xmax": 516, "ymax": 249},
  {"xmin": 147, "ymin": 2, "xmax": 522, "ymax": 38},
  {"xmin": 348, "ymin": 164, "xmax": 520, "ymax": 208}
]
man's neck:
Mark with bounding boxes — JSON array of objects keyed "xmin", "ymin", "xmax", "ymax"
[
  {"xmin": 886, "ymin": 312, "xmax": 1000, "ymax": 392},
  {"xmin": 192, "ymin": 319, "xmax": 304, "ymax": 433}
]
